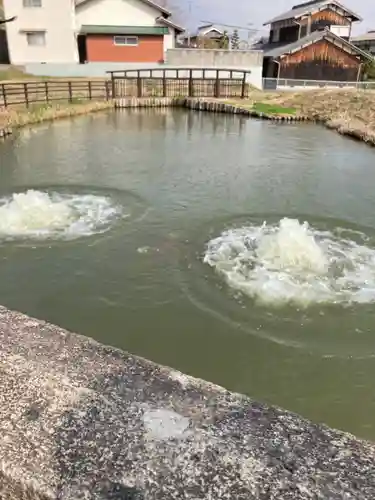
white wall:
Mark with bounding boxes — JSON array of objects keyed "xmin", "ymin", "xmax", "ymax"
[
  {"xmin": 163, "ymin": 27, "xmax": 175, "ymax": 52},
  {"xmin": 75, "ymin": 0, "xmax": 159, "ymax": 29},
  {"xmin": 330, "ymin": 25, "xmax": 350, "ymax": 38},
  {"xmin": 3, "ymin": 0, "xmax": 78, "ymax": 64}
]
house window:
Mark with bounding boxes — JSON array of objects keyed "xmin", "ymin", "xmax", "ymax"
[
  {"xmin": 113, "ymin": 36, "xmax": 138, "ymax": 46},
  {"xmin": 26, "ymin": 31, "xmax": 46, "ymax": 46},
  {"xmin": 23, "ymin": 0, "xmax": 42, "ymax": 6}
]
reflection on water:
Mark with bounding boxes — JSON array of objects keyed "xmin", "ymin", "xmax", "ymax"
[{"xmin": 1, "ymin": 109, "xmax": 375, "ymax": 439}]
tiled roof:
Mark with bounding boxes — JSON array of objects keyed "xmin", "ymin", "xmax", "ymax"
[
  {"xmin": 264, "ymin": 0, "xmax": 361, "ymax": 25},
  {"xmin": 156, "ymin": 16, "xmax": 184, "ymax": 33},
  {"xmin": 80, "ymin": 25, "xmax": 169, "ymax": 35},
  {"xmin": 351, "ymin": 31, "xmax": 375, "ymax": 42}
]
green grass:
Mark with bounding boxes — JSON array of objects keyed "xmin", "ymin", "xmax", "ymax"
[
  {"xmin": 28, "ymin": 102, "xmax": 52, "ymax": 112},
  {"xmin": 0, "ymin": 66, "xmax": 109, "ymax": 82},
  {"xmin": 252, "ymin": 102, "xmax": 296, "ymax": 115},
  {"xmin": 0, "ymin": 69, "xmax": 32, "ymax": 81},
  {"xmin": 223, "ymin": 99, "xmax": 297, "ymax": 116}
]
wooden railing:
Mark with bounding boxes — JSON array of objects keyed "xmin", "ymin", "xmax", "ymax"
[
  {"xmin": 0, "ymin": 68, "xmax": 252, "ymax": 107},
  {"xmin": 0, "ymin": 80, "xmax": 111, "ymax": 107},
  {"xmin": 108, "ymin": 68, "xmax": 252, "ymax": 99}
]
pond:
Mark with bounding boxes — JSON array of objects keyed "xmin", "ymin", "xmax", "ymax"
[{"xmin": 1, "ymin": 108, "xmax": 375, "ymax": 440}]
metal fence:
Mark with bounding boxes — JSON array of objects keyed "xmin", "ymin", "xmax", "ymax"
[
  {"xmin": 0, "ymin": 80, "xmax": 111, "ymax": 107},
  {"xmin": 108, "ymin": 68, "xmax": 251, "ymax": 99},
  {"xmin": 263, "ymin": 78, "xmax": 375, "ymax": 90}
]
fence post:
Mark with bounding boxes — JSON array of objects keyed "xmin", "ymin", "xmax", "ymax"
[
  {"xmin": 105, "ymin": 80, "xmax": 110, "ymax": 100},
  {"xmin": 24, "ymin": 83, "xmax": 29, "ymax": 108},
  {"xmin": 214, "ymin": 70, "xmax": 220, "ymax": 98},
  {"xmin": 137, "ymin": 71, "xmax": 142, "ymax": 98},
  {"xmin": 1, "ymin": 83, "xmax": 7, "ymax": 107},
  {"xmin": 88, "ymin": 80, "xmax": 92, "ymax": 100},
  {"xmin": 110, "ymin": 73, "xmax": 116, "ymax": 99},
  {"xmin": 45, "ymin": 81, "xmax": 49, "ymax": 103},
  {"xmin": 68, "ymin": 81, "xmax": 73, "ymax": 103},
  {"xmin": 162, "ymin": 70, "xmax": 167, "ymax": 98},
  {"xmin": 188, "ymin": 69, "xmax": 193, "ymax": 97},
  {"xmin": 241, "ymin": 71, "xmax": 247, "ymax": 99}
]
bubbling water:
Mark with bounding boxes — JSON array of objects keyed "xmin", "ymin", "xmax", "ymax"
[
  {"xmin": 0, "ymin": 189, "xmax": 122, "ymax": 241},
  {"xmin": 203, "ymin": 218, "xmax": 375, "ymax": 307}
]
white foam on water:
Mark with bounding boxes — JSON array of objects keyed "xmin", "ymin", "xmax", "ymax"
[
  {"xmin": 0, "ymin": 189, "xmax": 122, "ymax": 241},
  {"xmin": 203, "ymin": 218, "xmax": 375, "ymax": 307}
]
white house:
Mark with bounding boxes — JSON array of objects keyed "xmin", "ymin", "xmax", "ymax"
[
  {"xmin": 182, "ymin": 24, "xmax": 224, "ymax": 48},
  {"xmin": 3, "ymin": 0, "xmax": 184, "ymax": 65}
]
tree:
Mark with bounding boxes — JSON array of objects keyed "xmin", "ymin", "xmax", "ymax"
[
  {"xmin": 363, "ymin": 59, "xmax": 375, "ymax": 81},
  {"xmin": 219, "ymin": 31, "xmax": 229, "ymax": 50},
  {"xmin": 231, "ymin": 29, "xmax": 240, "ymax": 50},
  {"xmin": 0, "ymin": 16, "xmax": 16, "ymax": 25}
]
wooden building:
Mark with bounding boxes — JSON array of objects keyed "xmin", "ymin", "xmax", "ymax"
[{"xmin": 261, "ymin": 0, "xmax": 372, "ymax": 82}]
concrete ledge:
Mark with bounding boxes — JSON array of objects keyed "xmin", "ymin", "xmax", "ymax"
[{"xmin": 0, "ymin": 305, "xmax": 375, "ymax": 499}]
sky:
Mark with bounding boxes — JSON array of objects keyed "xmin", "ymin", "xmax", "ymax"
[{"xmin": 169, "ymin": 0, "xmax": 374, "ymax": 37}]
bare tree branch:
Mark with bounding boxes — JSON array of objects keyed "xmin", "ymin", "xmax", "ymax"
[{"xmin": 0, "ymin": 16, "xmax": 17, "ymax": 25}]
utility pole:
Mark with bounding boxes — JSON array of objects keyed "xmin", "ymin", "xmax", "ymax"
[{"xmin": 187, "ymin": 0, "xmax": 192, "ymax": 47}]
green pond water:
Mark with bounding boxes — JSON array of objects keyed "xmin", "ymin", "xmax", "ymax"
[{"xmin": 1, "ymin": 108, "xmax": 375, "ymax": 439}]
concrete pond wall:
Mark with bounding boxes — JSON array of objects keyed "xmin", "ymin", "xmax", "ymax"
[{"xmin": 0, "ymin": 305, "xmax": 375, "ymax": 499}]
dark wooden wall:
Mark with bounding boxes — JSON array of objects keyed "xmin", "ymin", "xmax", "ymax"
[
  {"xmin": 263, "ymin": 58, "xmax": 279, "ymax": 79},
  {"xmin": 279, "ymin": 39, "xmax": 360, "ymax": 81},
  {"xmin": 279, "ymin": 25, "xmax": 299, "ymax": 43},
  {"xmin": 311, "ymin": 8, "xmax": 350, "ymax": 25},
  {"xmin": 269, "ymin": 7, "xmax": 351, "ymax": 42},
  {"xmin": 303, "ymin": 8, "xmax": 350, "ymax": 33}
]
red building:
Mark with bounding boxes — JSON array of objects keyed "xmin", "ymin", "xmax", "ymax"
[{"xmin": 75, "ymin": 0, "xmax": 184, "ymax": 64}]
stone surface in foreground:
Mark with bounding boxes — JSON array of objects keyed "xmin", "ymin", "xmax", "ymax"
[{"xmin": 0, "ymin": 306, "xmax": 374, "ymax": 499}]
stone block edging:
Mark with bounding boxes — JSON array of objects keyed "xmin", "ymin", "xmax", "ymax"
[
  {"xmin": 115, "ymin": 97, "xmax": 375, "ymax": 146},
  {"xmin": 115, "ymin": 97, "xmax": 309, "ymax": 122},
  {"xmin": 1, "ymin": 98, "xmax": 373, "ymax": 147}
]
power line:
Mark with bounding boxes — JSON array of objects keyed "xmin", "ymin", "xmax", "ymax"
[{"xmin": 200, "ymin": 20, "xmax": 257, "ymax": 31}]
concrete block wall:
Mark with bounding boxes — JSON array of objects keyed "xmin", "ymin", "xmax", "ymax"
[{"xmin": 166, "ymin": 48, "xmax": 264, "ymax": 88}]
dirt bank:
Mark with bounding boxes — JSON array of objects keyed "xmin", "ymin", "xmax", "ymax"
[{"xmin": 230, "ymin": 89, "xmax": 375, "ymax": 145}]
